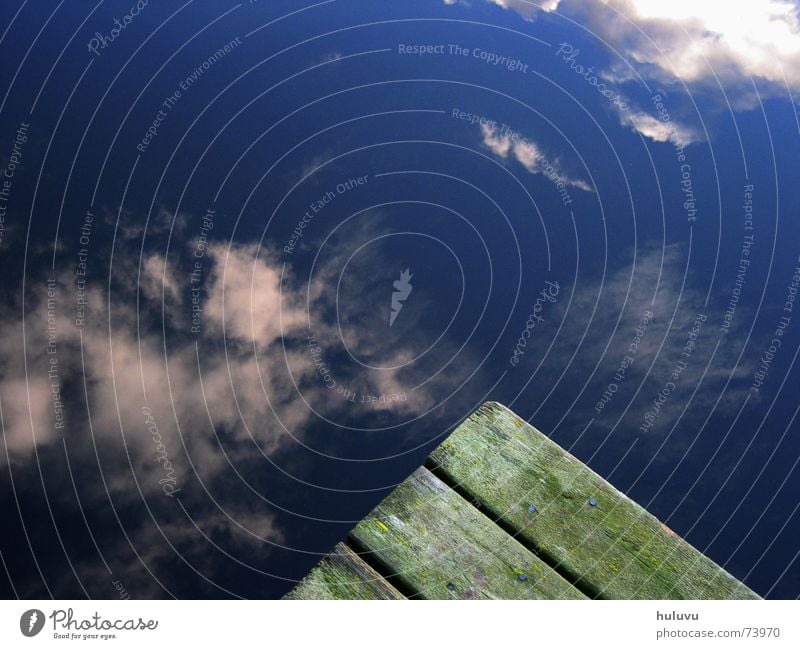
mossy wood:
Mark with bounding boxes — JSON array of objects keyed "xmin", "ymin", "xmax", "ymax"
[
  {"xmin": 429, "ymin": 402, "xmax": 758, "ymax": 599},
  {"xmin": 348, "ymin": 466, "xmax": 585, "ymax": 599},
  {"xmin": 285, "ymin": 402, "xmax": 759, "ymax": 600},
  {"xmin": 283, "ymin": 542, "xmax": 405, "ymax": 600}
]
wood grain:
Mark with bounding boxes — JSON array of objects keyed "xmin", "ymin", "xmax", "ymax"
[
  {"xmin": 349, "ymin": 466, "xmax": 587, "ymax": 600},
  {"xmin": 428, "ymin": 402, "xmax": 759, "ymax": 600},
  {"xmin": 283, "ymin": 542, "xmax": 405, "ymax": 600}
]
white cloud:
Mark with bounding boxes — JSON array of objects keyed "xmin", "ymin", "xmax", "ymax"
[
  {"xmin": 622, "ymin": 108, "xmax": 702, "ymax": 146},
  {"xmin": 0, "ymin": 231, "xmax": 454, "ymax": 471},
  {"xmin": 481, "ymin": 122, "xmax": 514, "ymax": 158},
  {"xmin": 204, "ymin": 243, "xmax": 306, "ymax": 345},
  {"xmin": 0, "ymin": 206, "xmax": 497, "ymax": 595},
  {"xmin": 480, "ymin": 122, "xmax": 593, "ymax": 192},
  {"xmin": 452, "ymin": 0, "xmax": 800, "ymax": 92},
  {"xmin": 601, "ymin": 0, "xmax": 800, "ymax": 88},
  {"xmin": 0, "ymin": 378, "xmax": 54, "ymax": 457},
  {"xmin": 444, "ymin": 0, "xmax": 562, "ymax": 20},
  {"xmin": 141, "ymin": 253, "xmax": 181, "ymax": 305}
]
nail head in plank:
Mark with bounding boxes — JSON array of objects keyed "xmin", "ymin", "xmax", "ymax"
[
  {"xmin": 428, "ymin": 402, "xmax": 759, "ymax": 600},
  {"xmin": 349, "ymin": 466, "xmax": 587, "ymax": 600}
]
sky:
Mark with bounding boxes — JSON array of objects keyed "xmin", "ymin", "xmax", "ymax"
[{"xmin": 0, "ymin": 0, "xmax": 799, "ymax": 599}]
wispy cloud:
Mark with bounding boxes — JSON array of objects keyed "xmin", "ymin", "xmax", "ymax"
[
  {"xmin": 480, "ymin": 122, "xmax": 593, "ymax": 192},
  {"xmin": 1, "ymin": 217, "xmax": 469, "ymax": 595},
  {"xmin": 547, "ymin": 244, "xmax": 754, "ymax": 453},
  {"xmin": 0, "ymin": 239, "xmax": 440, "ymax": 470},
  {"xmin": 621, "ymin": 107, "xmax": 703, "ymax": 146}
]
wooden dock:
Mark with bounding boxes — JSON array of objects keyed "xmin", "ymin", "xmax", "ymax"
[{"xmin": 285, "ymin": 402, "xmax": 759, "ymax": 600}]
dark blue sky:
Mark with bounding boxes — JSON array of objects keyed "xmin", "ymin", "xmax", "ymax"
[{"xmin": 0, "ymin": 0, "xmax": 798, "ymax": 599}]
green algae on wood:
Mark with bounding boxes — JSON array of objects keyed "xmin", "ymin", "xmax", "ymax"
[
  {"xmin": 349, "ymin": 466, "xmax": 586, "ymax": 600},
  {"xmin": 428, "ymin": 402, "xmax": 759, "ymax": 600},
  {"xmin": 283, "ymin": 542, "xmax": 405, "ymax": 600}
]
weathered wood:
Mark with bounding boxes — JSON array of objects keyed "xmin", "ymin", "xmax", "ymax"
[
  {"xmin": 283, "ymin": 542, "xmax": 405, "ymax": 600},
  {"xmin": 287, "ymin": 402, "xmax": 758, "ymax": 600},
  {"xmin": 348, "ymin": 466, "xmax": 587, "ymax": 599},
  {"xmin": 428, "ymin": 401, "xmax": 759, "ymax": 600}
]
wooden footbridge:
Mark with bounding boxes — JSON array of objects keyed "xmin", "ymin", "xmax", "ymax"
[{"xmin": 285, "ymin": 402, "xmax": 758, "ymax": 600}]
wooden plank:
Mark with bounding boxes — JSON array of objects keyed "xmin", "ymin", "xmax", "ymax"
[
  {"xmin": 283, "ymin": 542, "xmax": 405, "ymax": 600},
  {"xmin": 428, "ymin": 401, "xmax": 759, "ymax": 600},
  {"xmin": 348, "ymin": 466, "xmax": 587, "ymax": 600}
]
